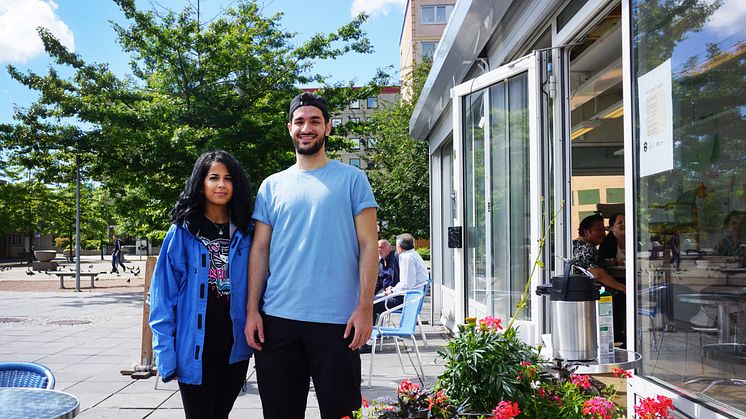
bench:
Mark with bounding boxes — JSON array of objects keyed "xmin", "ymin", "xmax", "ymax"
[{"xmin": 53, "ymin": 272, "xmax": 101, "ymax": 289}]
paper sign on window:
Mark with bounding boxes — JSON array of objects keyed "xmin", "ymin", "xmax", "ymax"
[{"xmin": 638, "ymin": 58, "xmax": 674, "ymax": 177}]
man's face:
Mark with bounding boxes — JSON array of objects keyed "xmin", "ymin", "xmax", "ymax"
[
  {"xmin": 727, "ymin": 215, "xmax": 745, "ymax": 238},
  {"xmin": 378, "ymin": 241, "xmax": 391, "ymax": 258},
  {"xmin": 287, "ymin": 106, "xmax": 331, "ymax": 156}
]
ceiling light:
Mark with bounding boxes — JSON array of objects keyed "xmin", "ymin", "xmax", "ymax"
[
  {"xmin": 570, "ymin": 120, "xmax": 601, "ymax": 140},
  {"xmin": 597, "ymin": 100, "xmax": 624, "ymax": 119}
]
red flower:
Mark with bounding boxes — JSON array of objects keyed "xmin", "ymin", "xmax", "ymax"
[
  {"xmin": 571, "ymin": 374, "xmax": 592, "ymax": 389},
  {"xmin": 427, "ymin": 390, "xmax": 447, "ymax": 411},
  {"xmin": 490, "ymin": 400, "xmax": 521, "ymax": 419},
  {"xmin": 397, "ymin": 379, "xmax": 420, "ymax": 395},
  {"xmin": 341, "ymin": 416, "xmax": 351, "ymax": 419},
  {"xmin": 582, "ymin": 396, "xmax": 615, "ymax": 419},
  {"xmin": 362, "ymin": 396, "xmax": 368, "ymax": 408},
  {"xmin": 612, "ymin": 367, "xmax": 632, "ymax": 379},
  {"xmin": 634, "ymin": 395, "xmax": 674, "ymax": 418},
  {"xmin": 479, "ymin": 316, "xmax": 504, "ymax": 332}
]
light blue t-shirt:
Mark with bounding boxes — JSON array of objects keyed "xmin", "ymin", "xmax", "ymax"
[{"xmin": 252, "ymin": 160, "xmax": 378, "ymax": 324}]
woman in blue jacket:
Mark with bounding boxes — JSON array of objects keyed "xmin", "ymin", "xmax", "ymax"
[{"xmin": 150, "ymin": 150, "xmax": 253, "ymax": 419}]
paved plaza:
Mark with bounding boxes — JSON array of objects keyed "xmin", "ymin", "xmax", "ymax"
[{"xmin": 0, "ymin": 256, "xmax": 448, "ymax": 418}]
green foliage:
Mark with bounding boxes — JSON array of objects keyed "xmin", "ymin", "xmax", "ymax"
[
  {"xmin": 416, "ymin": 247, "xmax": 430, "ymax": 261},
  {"xmin": 363, "ymin": 61, "xmax": 432, "ymax": 238},
  {"xmin": 436, "ymin": 321, "xmax": 544, "ymax": 414},
  {"xmin": 0, "ymin": 0, "xmax": 381, "ymax": 239}
]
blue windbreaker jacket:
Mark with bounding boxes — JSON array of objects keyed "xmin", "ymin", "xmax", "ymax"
[{"xmin": 149, "ymin": 222, "xmax": 252, "ymax": 385}]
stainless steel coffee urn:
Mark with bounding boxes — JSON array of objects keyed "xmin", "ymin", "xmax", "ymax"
[{"xmin": 536, "ymin": 261, "xmax": 600, "ymax": 361}]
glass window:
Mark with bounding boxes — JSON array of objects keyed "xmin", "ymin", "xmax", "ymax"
[
  {"xmin": 349, "ymin": 138, "xmax": 361, "ymax": 150},
  {"xmin": 366, "ymin": 97, "xmax": 378, "ymax": 108},
  {"xmin": 421, "ymin": 5, "xmax": 453, "ymax": 24},
  {"xmin": 633, "ymin": 0, "xmax": 746, "ymax": 414},
  {"xmin": 349, "ymin": 99, "xmax": 360, "ymax": 109},
  {"xmin": 348, "ymin": 117, "xmax": 360, "ymax": 124},
  {"xmin": 349, "ymin": 158, "xmax": 361, "ymax": 168},
  {"xmin": 577, "ymin": 189, "xmax": 600, "ymax": 205},
  {"xmin": 421, "ymin": 41, "xmax": 438, "ymax": 59},
  {"xmin": 606, "ymin": 188, "xmax": 624, "ymax": 203},
  {"xmin": 331, "ymin": 118, "xmax": 342, "ymax": 127}
]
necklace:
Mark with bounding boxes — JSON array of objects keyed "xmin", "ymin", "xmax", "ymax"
[{"xmin": 204, "ymin": 214, "xmax": 228, "ymax": 236}]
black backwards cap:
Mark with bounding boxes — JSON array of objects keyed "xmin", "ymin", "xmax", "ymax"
[{"xmin": 288, "ymin": 92, "xmax": 330, "ymax": 122}]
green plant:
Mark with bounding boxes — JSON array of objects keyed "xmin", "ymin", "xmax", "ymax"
[
  {"xmin": 416, "ymin": 247, "xmax": 430, "ymax": 261},
  {"xmin": 437, "ymin": 317, "xmax": 545, "ymax": 413}
]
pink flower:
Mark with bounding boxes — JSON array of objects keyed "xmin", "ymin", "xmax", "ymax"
[
  {"xmin": 571, "ymin": 374, "xmax": 592, "ymax": 389},
  {"xmin": 634, "ymin": 395, "xmax": 674, "ymax": 418},
  {"xmin": 479, "ymin": 316, "xmax": 504, "ymax": 332},
  {"xmin": 385, "ymin": 405, "xmax": 396, "ymax": 412},
  {"xmin": 612, "ymin": 367, "xmax": 632, "ymax": 379},
  {"xmin": 582, "ymin": 396, "xmax": 615, "ymax": 419},
  {"xmin": 397, "ymin": 379, "xmax": 420, "ymax": 395},
  {"xmin": 490, "ymin": 400, "xmax": 521, "ymax": 419}
]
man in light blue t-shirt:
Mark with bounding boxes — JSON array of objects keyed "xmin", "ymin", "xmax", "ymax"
[{"xmin": 245, "ymin": 92, "xmax": 378, "ymax": 419}]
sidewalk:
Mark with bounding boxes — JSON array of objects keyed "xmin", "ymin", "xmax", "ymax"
[{"xmin": 0, "ymin": 277, "xmax": 447, "ymax": 418}]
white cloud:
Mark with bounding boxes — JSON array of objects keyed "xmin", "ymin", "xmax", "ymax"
[
  {"xmin": 0, "ymin": 0, "xmax": 75, "ymax": 63},
  {"xmin": 350, "ymin": 0, "xmax": 406, "ymax": 18},
  {"xmin": 706, "ymin": 0, "xmax": 746, "ymax": 36}
]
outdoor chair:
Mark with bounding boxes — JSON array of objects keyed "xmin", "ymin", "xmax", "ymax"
[
  {"xmin": 0, "ymin": 362, "xmax": 55, "ymax": 389},
  {"xmin": 367, "ymin": 289, "xmax": 426, "ymax": 388},
  {"xmin": 381, "ymin": 278, "xmax": 431, "ymax": 347}
]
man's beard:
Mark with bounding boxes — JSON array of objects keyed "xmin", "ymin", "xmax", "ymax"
[{"xmin": 292, "ymin": 135, "xmax": 326, "ymax": 156}]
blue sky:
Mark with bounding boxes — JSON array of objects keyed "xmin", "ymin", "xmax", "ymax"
[{"xmin": 0, "ymin": 0, "xmax": 406, "ymax": 124}]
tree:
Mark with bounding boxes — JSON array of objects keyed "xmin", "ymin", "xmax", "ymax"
[
  {"xmin": 1, "ymin": 0, "xmax": 383, "ymax": 240},
  {"xmin": 363, "ymin": 61, "xmax": 432, "ymax": 239}
]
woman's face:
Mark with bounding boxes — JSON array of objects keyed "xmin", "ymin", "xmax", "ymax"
[
  {"xmin": 202, "ymin": 162, "xmax": 233, "ymax": 208},
  {"xmin": 612, "ymin": 215, "xmax": 625, "ymax": 240},
  {"xmin": 582, "ymin": 220, "xmax": 607, "ymax": 245}
]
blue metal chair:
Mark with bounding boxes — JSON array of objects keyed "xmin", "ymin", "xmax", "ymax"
[
  {"xmin": 384, "ymin": 278, "xmax": 431, "ymax": 346},
  {"xmin": 0, "ymin": 362, "xmax": 56, "ymax": 389},
  {"xmin": 367, "ymin": 289, "xmax": 426, "ymax": 388}
]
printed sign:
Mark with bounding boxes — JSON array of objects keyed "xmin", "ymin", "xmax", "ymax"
[{"xmin": 638, "ymin": 59, "xmax": 674, "ymax": 177}]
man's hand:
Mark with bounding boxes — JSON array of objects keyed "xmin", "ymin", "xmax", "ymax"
[
  {"xmin": 245, "ymin": 310, "xmax": 264, "ymax": 351},
  {"xmin": 344, "ymin": 303, "xmax": 373, "ymax": 350},
  {"xmin": 384, "ymin": 286, "xmax": 392, "ymax": 295}
]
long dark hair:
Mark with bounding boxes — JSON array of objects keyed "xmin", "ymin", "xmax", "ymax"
[{"xmin": 170, "ymin": 150, "xmax": 252, "ymax": 235}]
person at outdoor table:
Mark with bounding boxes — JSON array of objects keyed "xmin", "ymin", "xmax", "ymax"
[
  {"xmin": 376, "ymin": 239, "xmax": 399, "ymax": 294},
  {"xmin": 149, "ymin": 150, "xmax": 253, "ymax": 419},
  {"xmin": 572, "ymin": 213, "xmax": 626, "ymax": 293},
  {"xmin": 714, "ymin": 210, "xmax": 746, "ymax": 258},
  {"xmin": 599, "ymin": 213, "xmax": 625, "ymax": 266},
  {"xmin": 362, "ymin": 233, "xmax": 428, "ymax": 353}
]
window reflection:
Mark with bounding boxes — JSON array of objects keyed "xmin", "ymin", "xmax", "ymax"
[{"xmin": 633, "ymin": 0, "xmax": 746, "ymax": 413}]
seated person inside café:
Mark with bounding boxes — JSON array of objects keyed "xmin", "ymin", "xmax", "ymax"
[
  {"xmin": 573, "ymin": 213, "xmax": 625, "ymax": 293},
  {"xmin": 376, "ymin": 239, "xmax": 400, "ymax": 294},
  {"xmin": 597, "ymin": 212, "xmax": 627, "ymax": 346},
  {"xmin": 714, "ymin": 210, "xmax": 746, "ymax": 260},
  {"xmin": 574, "ymin": 215, "xmax": 626, "ymax": 346}
]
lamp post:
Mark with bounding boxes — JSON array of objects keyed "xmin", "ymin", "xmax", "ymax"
[{"xmin": 75, "ymin": 151, "xmax": 81, "ymax": 292}]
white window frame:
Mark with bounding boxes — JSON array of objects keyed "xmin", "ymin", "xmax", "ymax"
[{"xmin": 420, "ymin": 5, "xmax": 454, "ymax": 25}]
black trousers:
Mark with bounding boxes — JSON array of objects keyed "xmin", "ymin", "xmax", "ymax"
[
  {"xmin": 373, "ymin": 295, "xmax": 403, "ymax": 322},
  {"xmin": 178, "ymin": 351, "xmax": 249, "ymax": 419},
  {"xmin": 613, "ymin": 292, "xmax": 626, "ymax": 347},
  {"xmin": 254, "ymin": 314, "xmax": 362, "ymax": 419}
]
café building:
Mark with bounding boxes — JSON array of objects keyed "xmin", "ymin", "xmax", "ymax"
[{"xmin": 410, "ymin": 0, "xmax": 745, "ymax": 416}]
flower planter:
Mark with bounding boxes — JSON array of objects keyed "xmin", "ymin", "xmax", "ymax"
[{"xmin": 33, "ymin": 250, "xmax": 57, "ymax": 262}]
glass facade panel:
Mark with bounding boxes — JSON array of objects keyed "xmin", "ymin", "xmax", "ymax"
[
  {"xmin": 606, "ymin": 187, "xmax": 624, "ymax": 203},
  {"xmin": 463, "ymin": 91, "xmax": 487, "ymax": 318},
  {"xmin": 633, "ymin": 0, "xmax": 746, "ymax": 414},
  {"xmin": 462, "ymin": 71, "xmax": 530, "ymax": 320}
]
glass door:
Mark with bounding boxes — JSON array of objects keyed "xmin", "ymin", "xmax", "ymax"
[{"xmin": 454, "ymin": 53, "xmax": 546, "ymax": 339}]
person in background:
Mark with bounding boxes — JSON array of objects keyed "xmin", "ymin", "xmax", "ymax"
[
  {"xmin": 715, "ymin": 210, "xmax": 746, "ymax": 259},
  {"xmin": 598, "ymin": 212, "xmax": 627, "ymax": 347},
  {"xmin": 110, "ymin": 235, "xmax": 126, "ymax": 274},
  {"xmin": 599, "ymin": 213, "xmax": 625, "ymax": 266},
  {"xmin": 376, "ymin": 239, "xmax": 399, "ymax": 294},
  {"xmin": 573, "ymin": 213, "xmax": 626, "ymax": 293},
  {"xmin": 149, "ymin": 150, "xmax": 253, "ymax": 419}
]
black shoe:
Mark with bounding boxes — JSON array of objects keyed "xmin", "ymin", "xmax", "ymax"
[
  {"xmin": 358, "ymin": 344, "xmax": 373, "ymax": 354},
  {"xmin": 111, "ymin": 270, "xmax": 118, "ymax": 274}
]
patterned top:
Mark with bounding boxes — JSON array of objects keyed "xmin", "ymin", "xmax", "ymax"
[
  {"xmin": 714, "ymin": 236, "xmax": 746, "ymax": 259},
  {"xmin": 572, "ymin": 239, "xmax": 604, "ymax": 273}
]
